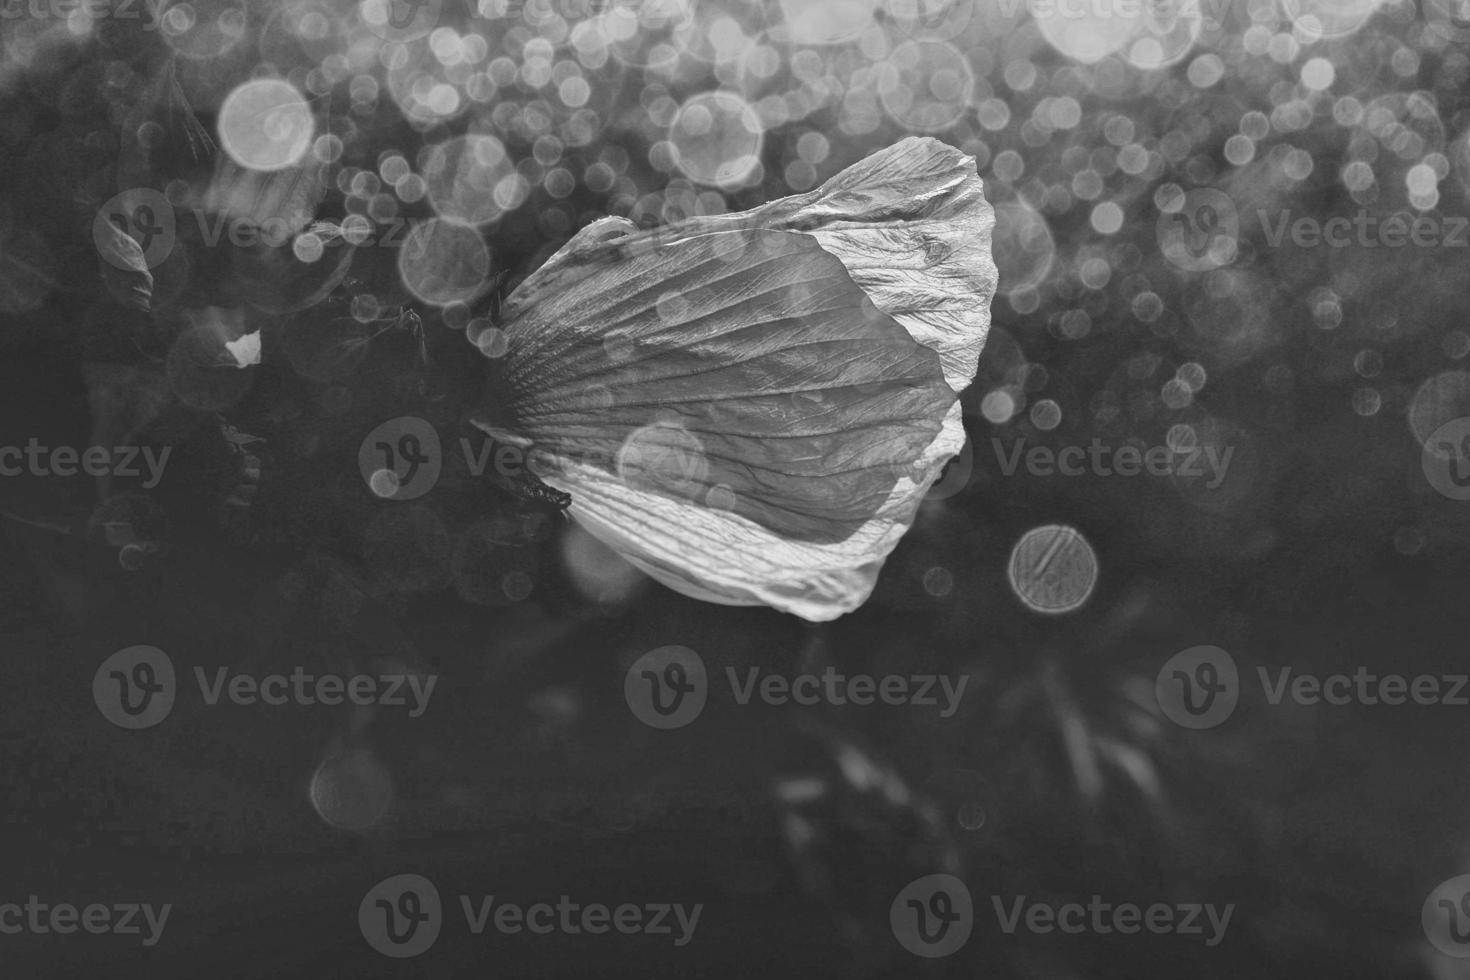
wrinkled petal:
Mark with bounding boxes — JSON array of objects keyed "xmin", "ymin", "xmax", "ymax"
[
  {"xmin": 650, "ymin": 136, "xmax": 997, "ymax": 392},
  {"xmin": 546, "ymin": 455, "xmax": 901, "ymax": 621},
  {"xmin": 477, "ymin": 137, "xmax": 995, "ymax": 620}
]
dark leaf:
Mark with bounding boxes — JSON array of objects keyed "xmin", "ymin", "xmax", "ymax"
[{"xmin": 95, "ymin": 218, "xmax": 154, "ymax": 312}]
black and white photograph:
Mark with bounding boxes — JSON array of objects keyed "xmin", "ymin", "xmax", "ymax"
[{"xmin": 1, "ymin": 0, "xmax": 1468, "ymax": 976}]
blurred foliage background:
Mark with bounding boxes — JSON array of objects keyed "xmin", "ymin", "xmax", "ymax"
[{"xmin": 3, "ymin": 0, "xmax": 1470, "ymax": 977}]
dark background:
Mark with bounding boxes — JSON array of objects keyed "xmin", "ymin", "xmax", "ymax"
[{"xmin": 3, "ymin": 0, "xmax": 1470, "ymax": 976}]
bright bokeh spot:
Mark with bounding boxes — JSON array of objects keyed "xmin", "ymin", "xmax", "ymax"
[
  {"xmin": 1031, "ymin": 1, "xmax": 1137, "ymax": 64},
  {"xmin": 668, "ymin": 91, "xmax": 765, "ymax": 189},
  {"xmin": 217, "ymin": 79, "xmax": 314, "ymax": 172},
  {"xmin": 1122, "ymin": 0, "xmax": 1204, "ymax": 71}
]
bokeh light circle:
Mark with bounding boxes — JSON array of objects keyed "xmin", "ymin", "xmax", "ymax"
[
  {"xmin": 396, "ymin": 219, "xmax": 492, "ymax": 307},
  {"xmin": 217, "ymin": 79, "xmax": 315, "ymax": 172},
  {"xmin": 423, "ymin": 135, "xmax": 516, "ymax": 227},
  {"xmin": 884, "ymin": 0, "xmax": 975, "ymax": 41},
  {"xmin": 991, "ymin": 202, "xmax": 1056, "ymax": 297},
  {"xmin": 779, "ymin": 0, "xmax": 878, "ymax": 44},
  {"xmin": 1122, "ymin": 0, "xmax": 1204, "ymax": 71},
  {"xmin": 156, "ymin": 0, "xmax": 249, "ymax": 59},
  {"xmin": 1032, "ymin": 3, "xmax": 1136, "ymax": 63},
  {"xmin": 668, "ymin": 91, "xmax": 765, "ymax": 189},
  {"xmin": 310, "ymin": 749, "xmax": 395, "ymax": 831},
  {"xmin": 1007, "ymin": 524, "xmax": 1098, "ymax": 615},
  {"xmin": 602, "ymin": 0, "xmax": 698, "ymax": 70},
  {"xmin": 1281, "ymin": 0, "xmax": 1387, "ymax": 40},
  {"xmin": 1409, "ymin": 371, "xmax": 1470, "ymax": 448},
  {"xmin": 879, "ymin": 41, "xmax": 974, "ymax": 135}
]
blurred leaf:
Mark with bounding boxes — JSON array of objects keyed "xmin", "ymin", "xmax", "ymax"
[{"xmin": 96, "ymin": 219, "xmax": 153, "ymax": 312}]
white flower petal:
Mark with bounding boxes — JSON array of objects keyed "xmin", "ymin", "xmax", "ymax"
[
  {"xmin": 480, "ymin": 138, "xmax": 995, "ymax": 620},
  {"xmin": 765, "ymin": 136, "xmax": 998, "ymax": 393},
  {"xmin": 224, "ymin": 330, "xmax": 262, "ymax": 368}
]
